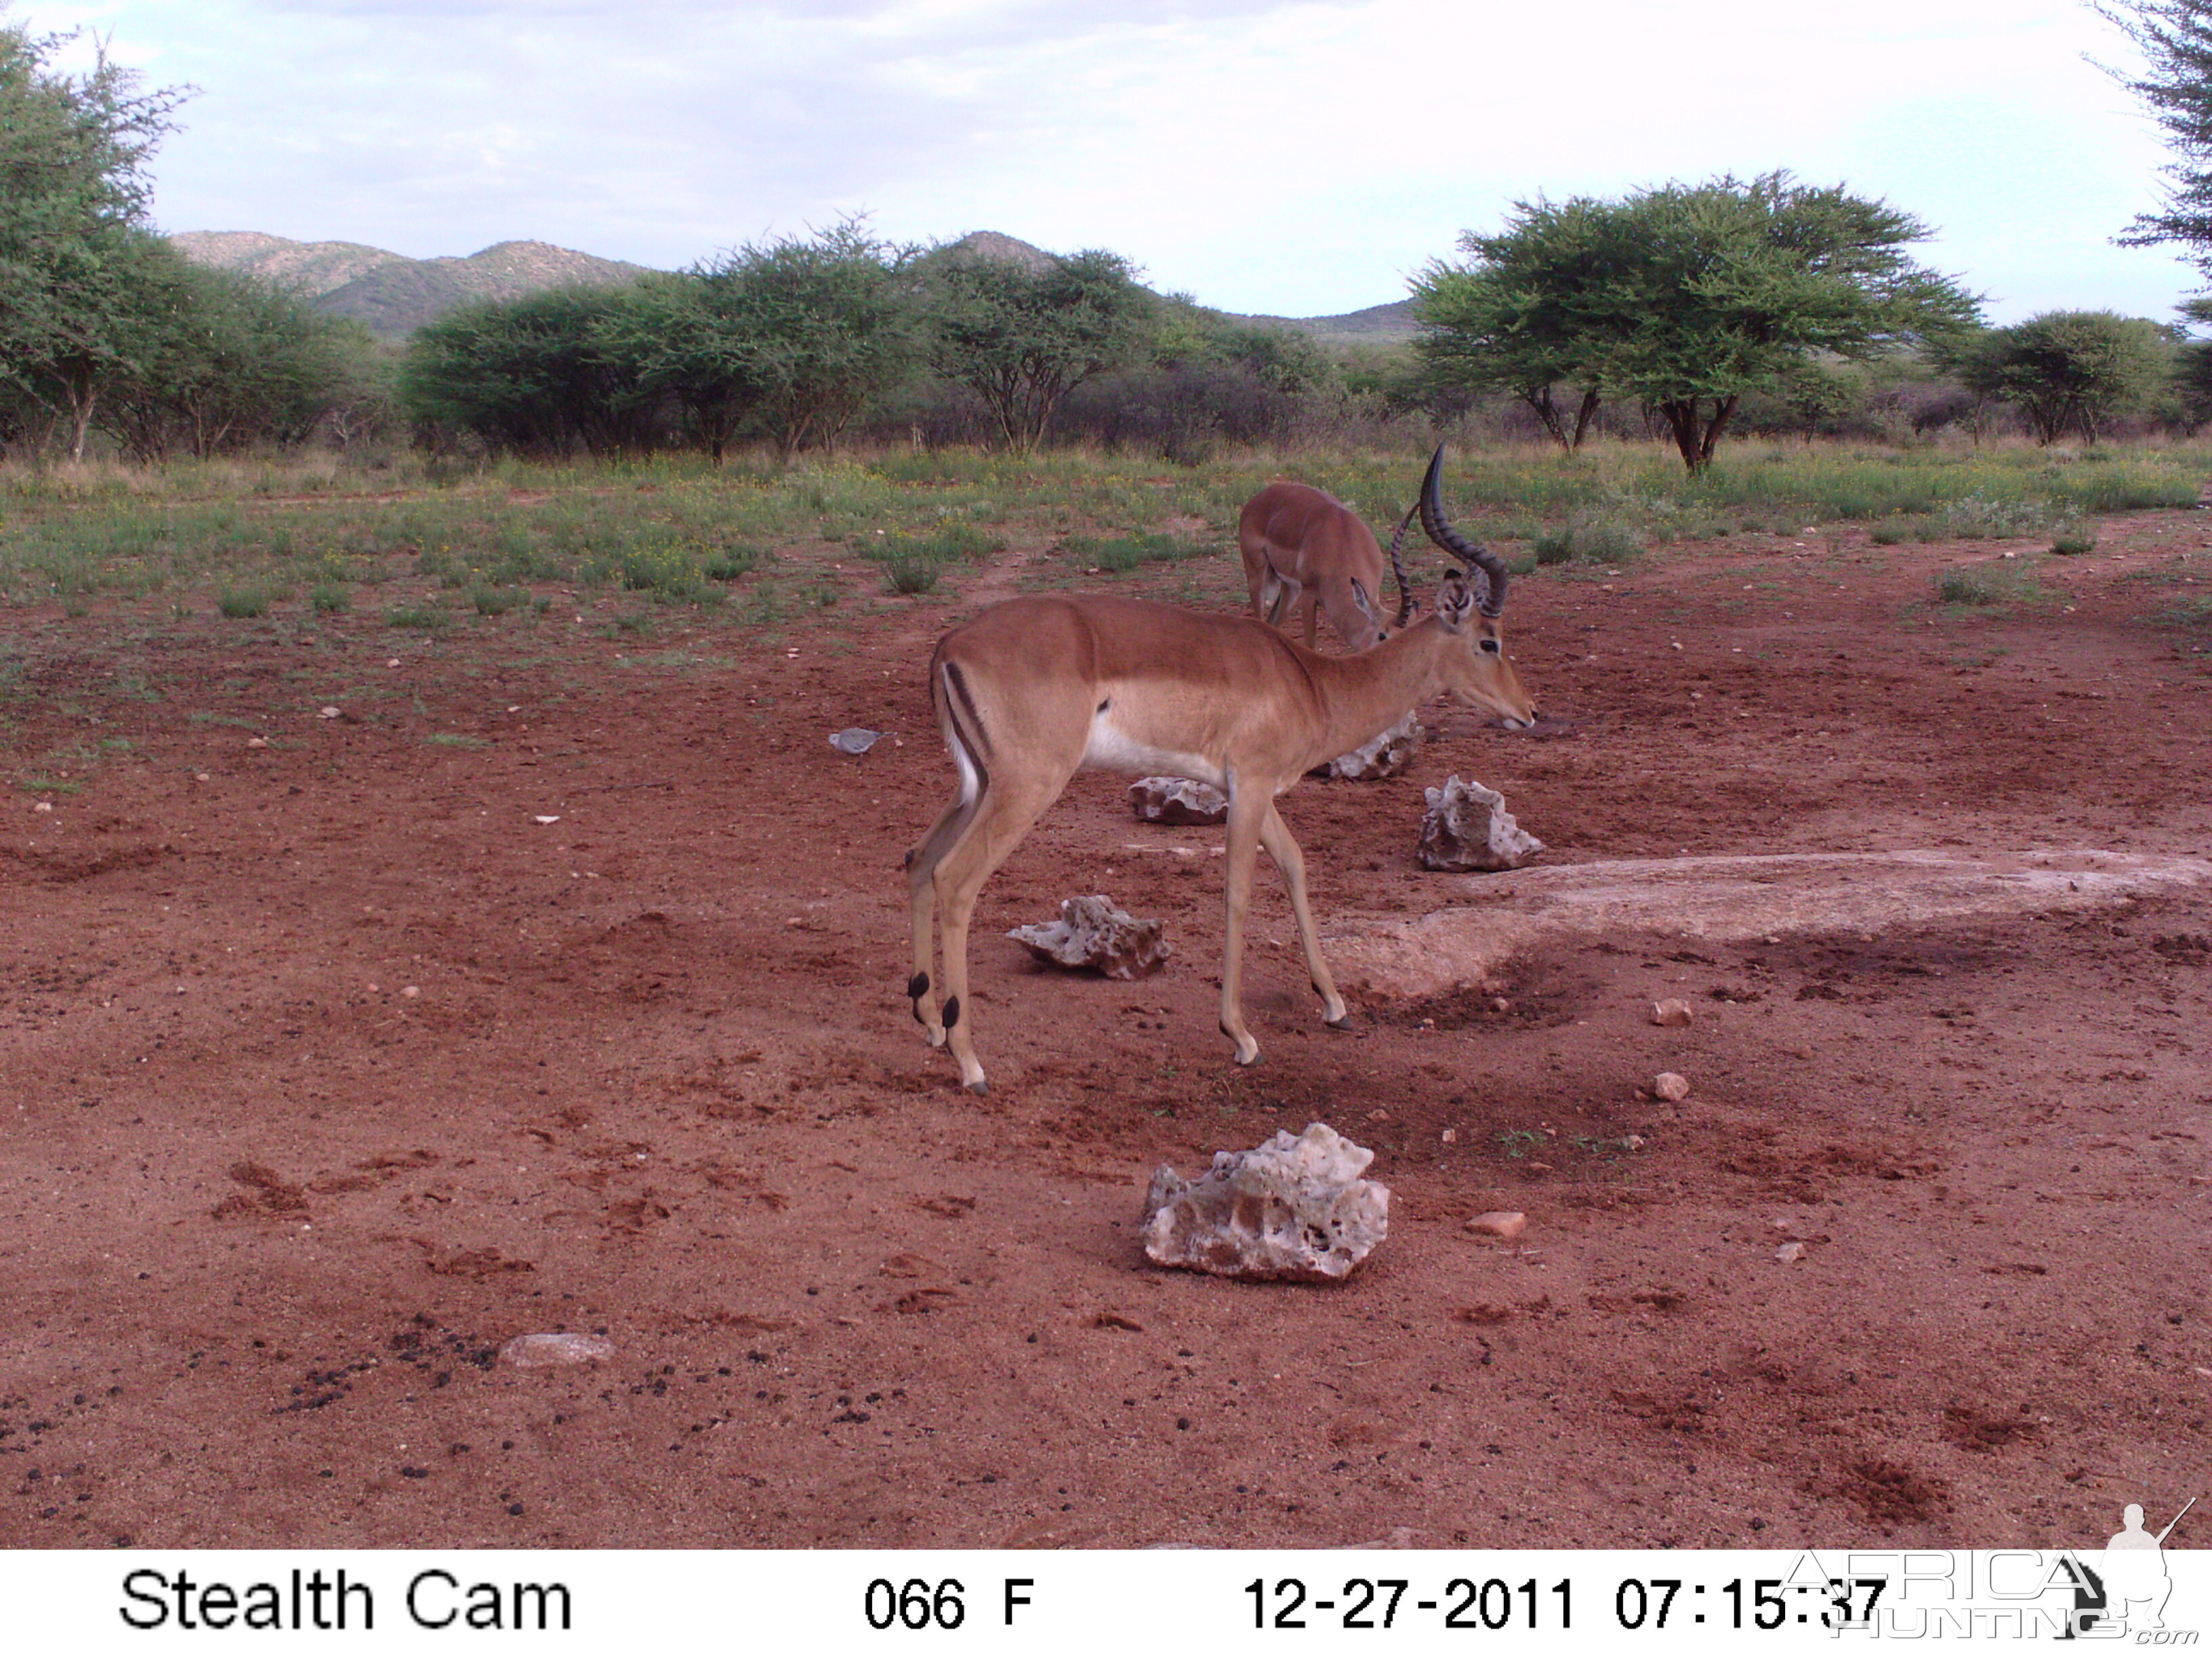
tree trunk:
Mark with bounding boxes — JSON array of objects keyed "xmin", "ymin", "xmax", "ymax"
[
  {"xmin": 1659, "ymin": 395, "xmax": 1738, "ymax": 473},
  {"xmin": 1570, "ymin": 386, "xmax": 1601, "ymax": 449},
  {"xmin": 1521, "ymin": 386, "xmax": 1570, "ymax": 451}
]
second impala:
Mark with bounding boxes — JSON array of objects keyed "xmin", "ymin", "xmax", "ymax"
[{"xmin": 904, "ymin": 447, "xmax": 1537, "ymax": 1094}]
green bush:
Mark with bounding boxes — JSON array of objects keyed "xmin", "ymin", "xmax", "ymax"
[
  {"xmin": 1532, "ymin": 510, "xmax": 1643, "ymax": 565},
  {"xmin": 470, "ymin": 583, "xmax": 525, "ymax": 615},
  {"xmin": 218, "ymin": 586, "xmax": 270, "ymax": 618},
  {"xmin": 1936, "ymin": 567, "xmax": 1997, "ymax": 605},
  {"xmin": 881, "ymin": 551, "xmax": 946, "ymax": 594},
  {"xmin": 2050, "ymin": 521, "xmax": 2097, "ymax": 556}
]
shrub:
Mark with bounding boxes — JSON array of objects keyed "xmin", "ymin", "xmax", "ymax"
[
  {"xmin": 1936, "ymin": 567, "xmax": 1997, "ymax": 605},
  {"xmin": 881, "ymin": 551, "xmax": 946, "ymax": 594},
  {"xmin": 470, "ymin": 583, "xmax": 525, "ymax": 615},
  {"xmin": 1532, "ymin": 510, "xmax": 1643, "ymax": 565},
  {"xmin": 218, "ymin": 586, "xmax": 270, "ymax": 617},
  {"xmin": 310, "ymin": 583, "xmax": 350, "ymax": 613},
  {"xmin": 2050, "ymin": 521, "xmax": 2097, "ymax": 556}
]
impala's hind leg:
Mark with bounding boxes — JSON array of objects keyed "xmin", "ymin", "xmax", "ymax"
[
  {"xmin": 928, "ymin": 765, "xmax": 1076, "ymax": 1094},
  {"xmin": 906, "ymin": 792, "xmax": 975, "ymax": 1048}
]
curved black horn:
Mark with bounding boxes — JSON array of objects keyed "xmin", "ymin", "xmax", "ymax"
[
  {"xmin": 1386, "ymin": 502, "xmax": 1416, "ymax": 628},
  {"xmin": 1416, "ymin": 443, "xmax": 1506, "ymax": 618}
]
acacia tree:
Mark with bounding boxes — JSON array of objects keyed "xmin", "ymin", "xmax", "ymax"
[
  {"xmin": 609, "ymin": 221, "xmax": 916, "ymax": 464},
  {"xmin": 2100, "ymin": 1, "xmax": 2212, "ymax": 268},
  {"xmin": 1411, "ymin": 196, "xmax": 1615, "ymax": 450},
  {"xmin": 1941, "ymin": 312, "xmax": 2175, "ymax": 444},
  {"xmin": 922, "ymin": 247, "xmax": 1155, "ymax": 452},
  {"xmin": 402, "ymin": 287, "xmax": 661, "ymax": 457},
  {"xmin": 1417, "ymin": 174, "xmax": 1980, "ymax": 472},
  {"xmin": 0, "ymin": 22, "xmax": 190, "ymax": 459}
]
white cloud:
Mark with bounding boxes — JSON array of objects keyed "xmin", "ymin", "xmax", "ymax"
[{"xmin": 14, "ymin": 0, "xmax": 2197, "ymax": 321}]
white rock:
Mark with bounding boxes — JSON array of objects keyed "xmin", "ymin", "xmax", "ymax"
[
  {"xmin": 1654, "ymin": 1071, "xmax": 1691, "ymax": 1101},
  {"xmin": 1321, "ymin": 713, "xmax": 1422, "ymax": 781},
  {"xmin": 1465, "ymin": 1210, "xmax": 1527, "ymax": 1240},
  {"xmin": 1128, "ymin": 776, "xmax": 1227, "ymax": 825},
  {"xmin": 1775, "ymin": 1242, "xmax": 1807, "ymax": 1265},
  {"xmin": 499, "ymin": 1332, "xmax": 615, "ymax": 1367},
  {"xmin": 1141, "ymin": 1123, "xmax": 1390, "ymax": 1282},
  {"xmin": 1651, "ymin": 998, "xmax": 1694, "ymax": 1027},
  {"xmin": 1418, "ymin": 775, "xmax": 1544, "ymax": 872},
  {"xmin": 1008, "ymin": 895, "xmax": 1170, "ymax": 979}
]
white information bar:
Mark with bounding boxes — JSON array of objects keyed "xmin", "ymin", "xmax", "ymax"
[{"xmin": 2, "ymin": 1549, "xmax": 2203, "ymax": 1654}]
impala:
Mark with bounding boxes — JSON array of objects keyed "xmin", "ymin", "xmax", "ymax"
[
  {"xmin": 1238, "ymin": 477, "xmax": 1414, "ymax": 651},
  {"xmin": 903, "ymin": 447, "xmax": 1536, "ymax": 1094}
]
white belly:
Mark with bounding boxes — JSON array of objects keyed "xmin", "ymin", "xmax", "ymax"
[{"xmin": 1081, "ymin": 712, "xmax": 1223, "ymax": 789}]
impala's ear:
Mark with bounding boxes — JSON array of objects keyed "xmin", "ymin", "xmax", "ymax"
[
  {"xmin": 1437, "ymin": 570, "xmax": 1475, "ymax": 630},
  {"xmin": 1349, "ymin": 577, "xmax": 1382, "ymax": 631}
]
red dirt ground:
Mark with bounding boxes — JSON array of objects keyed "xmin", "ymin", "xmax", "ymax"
[{"xmin": 1, "ymin": 499, "xmax": 2208, "ymax": 1551}]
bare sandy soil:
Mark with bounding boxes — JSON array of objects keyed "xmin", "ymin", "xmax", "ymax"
[{"xmin": 2, "ymin": 496, "xmax": 2208, "ymax": 1551}]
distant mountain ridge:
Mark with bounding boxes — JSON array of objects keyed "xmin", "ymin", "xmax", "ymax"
[
  {"xmin": 167, "ymin": 228, "xmax": 1414, "ymax": 344},
  {"xmin": 168, "ymin": 232, "xmax": 653, "ymax": 339}
]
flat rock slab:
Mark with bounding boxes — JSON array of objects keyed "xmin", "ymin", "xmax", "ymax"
[{"xmin": 1328, "ymin": 848, "xmax": 2212, "ymax": 1000}]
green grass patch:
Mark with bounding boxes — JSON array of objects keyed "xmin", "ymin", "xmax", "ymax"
[
  {"xmin": 218, "ymin": 585, "xmax": 272, "ymax": 618},
  {"xmin": 1060, "ymin": 531, "xmax": 1206, "ymax": 573}
]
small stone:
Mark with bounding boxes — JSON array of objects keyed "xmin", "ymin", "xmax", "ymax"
[
  {"xmin": 1008, "ymin": 895, "xmax": 1169, "ymax": 980},
  {"xmin": 1776, "ymin": 1242, "xmax": 1807, "ymax": 1264},
  {"xmin": 1128, "ymin": 776, "xmax": 1227, "ymax": 825},
  {"xmin": 830, "ymin": 727, "xmax": 882, "ymax": 755},
  {"xmin": 246, "ymin": 737, "xmax": 268, "ymax": 749},
  {"xmin": 1654, "ymin": 1071, "xmax": 1691, "ymax": 1101},
  {"xmin": 32, "ymin": 801, "xmax": 53, "ymax": 814},
  {"xmin": 1141, "ymin": 1123, "xmax": 1389, "ymax": 1282},
  {"xmin": 499, "ymin": 1333, "xmax": 615, "ymax": 1368},
  {"xmin": 1652, "ymin": 998, "xmax": 1694, "ymax": 1027},
  {"xmin": 1418, "ymin": 775, "xmax": 1544, "ymax": 872},
  {"xmin": 533, "ymin": 815, "xmax": 560, "ymax": 825},
  {"xmin": 1465, "ymin": 1210, "xmax": 1526, "ymax": 1240},
  {"xmin": 401, "ymin": 985, "xmax": 419, "ymax": 999},
  {"xmin": 319, "ymin": 706, "xmax": 342, "ymax": 719}
]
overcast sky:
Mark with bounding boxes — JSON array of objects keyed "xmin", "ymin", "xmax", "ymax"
[{"xmin": 18, "ymin": 0, "xmax": 2203, "ymax": 323}]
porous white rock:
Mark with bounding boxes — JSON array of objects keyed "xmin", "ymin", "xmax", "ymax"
[
  {"xmin": 499, "ymin": 1332, "xmax": 615, "ymax": 1368},
  {"xmin": 1141, "ymin": 1122, "xmax": 1390, "ymax": 1282},
  {"xmin": 1320, "ymin": 713, "xmax": 1422, "ymax": 781},
  {"xmin": 1128, "ymin": 777, "xmax": 1228, "ymax": 825},
  {"xmin": 1008, "ymin": 895, "xmax": 1170, "ymax": 980},
  {"xmin": 1418, "ymin": 775, "xmax": 1544, "ymax": 872}
]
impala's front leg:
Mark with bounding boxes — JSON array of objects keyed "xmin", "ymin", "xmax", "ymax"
[
  {"xmin": 1218, "ymin": 782, "xmax": 1267, "ymax": 1066},
  {"xmin": 1259, "ymin": 803, "xmax": 1350, "ymax": 1029}
]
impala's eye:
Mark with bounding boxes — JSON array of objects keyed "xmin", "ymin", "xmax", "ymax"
[{"xmin": 1479, "ymin": 638, "xmax": 1501, "ymax": 655}]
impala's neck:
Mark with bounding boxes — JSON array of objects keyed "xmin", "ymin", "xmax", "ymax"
[{"xmin": 1292, "ymin": 618, "xmax": 1453, "ymax": 769}]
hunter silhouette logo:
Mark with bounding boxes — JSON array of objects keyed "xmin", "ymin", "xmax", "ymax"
[{"xmin": 2062, "ymin": 1497, "xmax": 2197, "ymax": 1639}]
